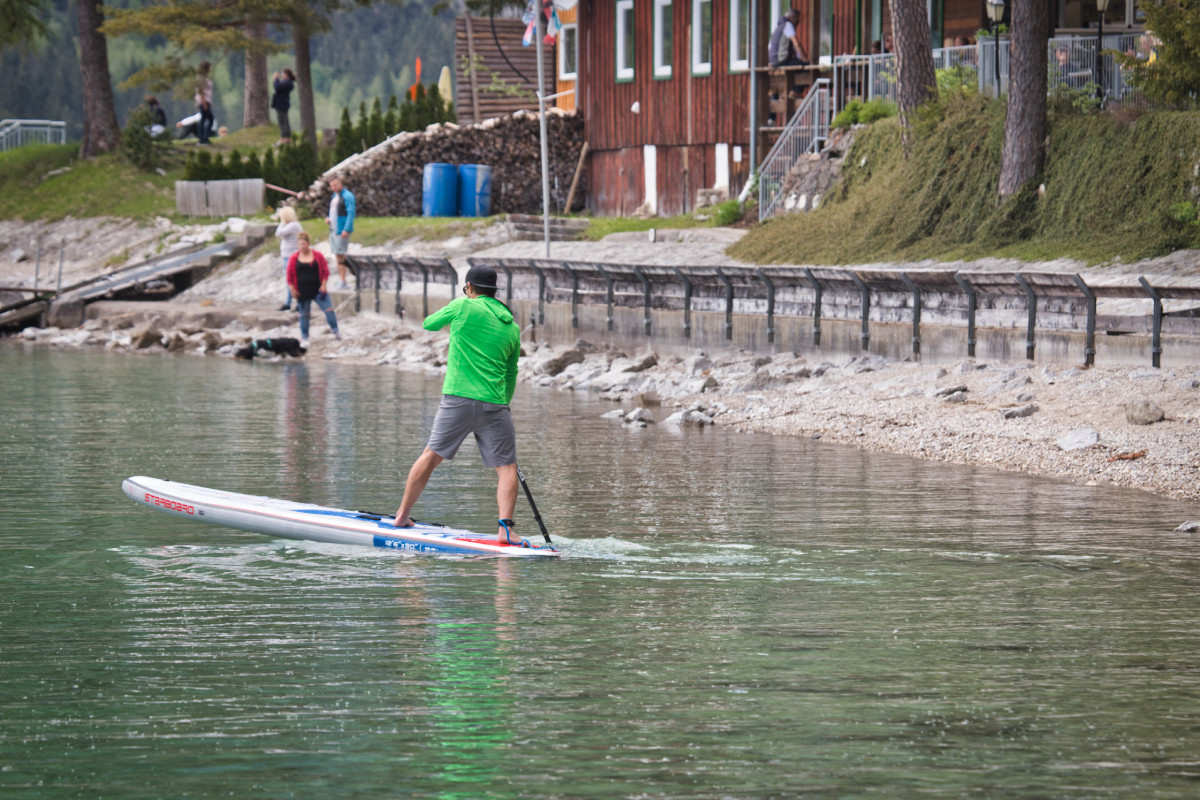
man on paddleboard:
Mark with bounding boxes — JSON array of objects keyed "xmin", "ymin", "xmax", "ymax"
[{"xmin": 393, "ymin": 265, "xmax": 525, "ymax": 544}]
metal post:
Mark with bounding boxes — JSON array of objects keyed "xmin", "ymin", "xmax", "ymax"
[
  {"xmin": 851, "ymin": 273, "xmax": 870, "ymax": 351},
  {"xmin": 1094, "ymin": 13, "xmax": 1104, "ymax": 102},
  {"xmin": 388, "ymin": 256, "xmax": 404, "ymax": 319},
  {"xmin": 993, "ymin": 25, "xmax": 1001, "ymax": 96},
  {"xmin": 33, "ymin": 237, "xmax": 41, "ymax": 293},
  {"xmin": 535, "ymin": 6, "xmax": 552, "ymax": 258},
  {"xmin": 352, "ymin": 256, "xmax": 362, "ymax": 313},
  {"xmin": 804, "ymin": 268, "xmax": 822, "ymax": 347},
  {"xmin": 563, "ymin": 262, "xmax": 579, "ymax": 329},
  {"xmin": 748, "ymin": 0, "xmax": 758, "ymax": 184},
  {"xmin": 420, "ymin": 262, "xmax": 429, "ymax": 318},
  {"xmin": 599, "ymin": 265, "xmax": 614, "ymax": 331},
  {"xmin": 675, "ymin": 268, "xmax": 693, "ymax": 338},
  {"xmin": 373, "ymin": 262, "xmax": 381, "ymax": 313},
  {"xmin": 756, "ymin": 269, "xmax": 775, "ymax": 345},
  {"xmin": 1071, "ymin": 274, "xmax": 1096, "ymax": 366},
  {"xmin": 1014, "ymin": 273, "xmax": 1036, "ymax": 360},
  {"xmin": 1139, "ymin": 276, "xmax": 1163, "ymax": 368},
  {"xmin": 717, "ymin": 268, "xmax": 734, "ymax": 341},
  {"xmin": 527, "ymin": 261, "xmax": 546, "ymax": 329},
  {"xmin": 634, "ymin": 267, "xmax": 651, "ymax": 336},
  {"xmin": 901, "ymin": 272, "xmax": 921, "ymax": 358},
  {"xmin": 954, "ymin": 273, "xmax": 977, "ymax": 357}
]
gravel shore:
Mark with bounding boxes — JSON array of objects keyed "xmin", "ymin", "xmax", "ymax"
[{"xmin": 6, "ymin": 218, "xmax": 1199, "ymax": 511}]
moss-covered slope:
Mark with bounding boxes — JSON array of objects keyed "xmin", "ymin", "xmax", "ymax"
[{"xmin": 730, "ymin": 96, "xmax": 1200, "ymax": 265}]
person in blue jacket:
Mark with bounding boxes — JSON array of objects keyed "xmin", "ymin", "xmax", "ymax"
[{"xmin": 325, "ymin": 176, "xmax": 355, "ymax": 289}]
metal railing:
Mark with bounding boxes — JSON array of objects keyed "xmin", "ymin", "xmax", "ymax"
[
  {"xmin": 757, "ymin": 78, "xmax": 831, "ymax": 221},
  {"xmin": 0, "ymin": 119, "xmax": 67, "ymax": 152},
  {"xmin": 831, "ymin": 35, "xmax": 1146, "ymax": 115}
]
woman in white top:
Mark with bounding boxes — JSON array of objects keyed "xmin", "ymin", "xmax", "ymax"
[{"xmin": 275, "ymin": 205, "xmax": 303, "ymax": 310}]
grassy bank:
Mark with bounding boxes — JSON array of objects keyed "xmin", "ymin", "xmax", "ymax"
[
  {"xmin": 730, "ymin": 97, "xmax": 1200, "ymax": 265},
  {"xmin": 0, "ymin": 144, "xmax": 179, "ymax": 220}
]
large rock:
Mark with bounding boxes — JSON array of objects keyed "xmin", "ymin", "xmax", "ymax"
[
  {"xmin": 131, "ymin": 326, "xmax": 164, "ymax": 349},
  {"xmin": 1001, "ymin": 403, "xmax": 1038, "ymax": 419},
  {"xmin": 1124, "ymin": 400, "xmax": 1164, "ymax": 425},
  {"xmin": 539, "ymin": 348, "xmax": 585, "ymax": 376},
  {"xmin": 1057, "ymin": 427, "xmax": 1100, "ymax": 451},
  {"xmin": 623, "ymin": 352, "xmax": 658, "ymax": 373}
]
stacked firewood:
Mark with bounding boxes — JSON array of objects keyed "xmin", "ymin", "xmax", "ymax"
[{"xmin": 298, "ymin": 109, "xmax": 586, "ymax": 217}]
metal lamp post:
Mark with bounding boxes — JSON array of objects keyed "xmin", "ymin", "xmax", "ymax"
[
  {"xmin": 986, "ymin": 0, "xmax": 1005, "ymax": 97},
  {"xmin": 1094, "ymin": 0, "xmax": 1111, "ymax": 101}
]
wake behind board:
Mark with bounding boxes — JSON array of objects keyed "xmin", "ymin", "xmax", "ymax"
[{"xmin": 122, "ymin": 476, "xmax": 559, "ymax": 558}]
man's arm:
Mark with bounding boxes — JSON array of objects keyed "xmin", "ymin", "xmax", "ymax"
[
  {"xmin": 342, "ymin": 191, "xmax": 356, "ymax": 234},
  {"xmin": 423, "ymin": 297, "xmax": 462, "ymax": 331},
  {"xmin": 504, "ymin": 332, "xmax": 519, "ymax": 404}
]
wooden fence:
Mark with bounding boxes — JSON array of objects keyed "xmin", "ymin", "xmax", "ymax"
[{"xmin": 175, "ymin": 179, "xmax": 264, "ymax": 216}]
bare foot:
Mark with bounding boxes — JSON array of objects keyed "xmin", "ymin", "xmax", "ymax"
[{"xmin": 393, "ymin": 513, "xmax": 414, "ymax": 528}]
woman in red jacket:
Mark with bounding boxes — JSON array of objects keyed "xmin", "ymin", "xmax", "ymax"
[{"xmin": 285, "ymin": 232, "xmax": 341, "ymax": 347}]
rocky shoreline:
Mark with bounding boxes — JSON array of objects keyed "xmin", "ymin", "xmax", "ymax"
[{"xmin": 4, "ymin": 218, "xmax": 1199, "ymax": 518}]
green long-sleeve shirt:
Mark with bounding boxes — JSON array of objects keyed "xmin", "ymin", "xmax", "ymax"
[{"xmin": 424, "ymin": 296, "xmax": 521, "ymax": 405}]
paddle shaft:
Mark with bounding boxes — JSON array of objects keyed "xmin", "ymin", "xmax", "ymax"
[{"xmin": 516, "ymin": 464, "xmax": 552, "ymax": 544}]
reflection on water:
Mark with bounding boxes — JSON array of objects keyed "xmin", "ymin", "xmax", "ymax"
[{"xmin": 2, "ymin": 344, "xmax": 1200, "ymax": 797}]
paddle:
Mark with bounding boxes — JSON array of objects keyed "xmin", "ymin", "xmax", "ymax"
[{"xmin": 516, "ymin": 464, "xmax": 552, "ymax": 544}]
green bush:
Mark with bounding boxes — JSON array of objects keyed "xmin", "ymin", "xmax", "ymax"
[
  {"xmin": 712, "ymin": 199, "xmax": 743, "ymax": 226},
  {"xmin": 121, "ymin": 106, "xmax": 158, "ymax": 171},
  {"xmin": 833, "ymin": 99, "xmax": 864, "ymax": 129},
  {"xmin": 936, "ymin": 65, "xmax": 979, "ymax": 95},
  {"xmin": 833, "ymin": 98, "xmax": 896, "ymax": 129},
  {"xmin": 858, "ymin": 98, "xmax": 897, "ymax": 124}
]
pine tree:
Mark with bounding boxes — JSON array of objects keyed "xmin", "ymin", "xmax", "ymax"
[
  {"xmin": 414, "ymin": 83, "xmax": 429, "ymax": 128},
  {"xmin": 398, "ymin": 98, "xmax": 415, "ymax": 132},
  {"xmin": 384, "ymin": 95, "xmax": 399, "ymax": 136},
  {"xmin": 227, "ymin": 149, "xmax": 245, "ymax": 178},
  {"xmin": 335, "ymin": 106, "xmax": 355, "ymax": 161},
  {"xmin": 354, "ymin": 101, "xmax": 369, "ymax": 150},
  {"xmin": 368, "ymin": 97, "xmax": 385, "ymax": 145}
]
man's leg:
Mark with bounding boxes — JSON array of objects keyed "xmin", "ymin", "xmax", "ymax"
[
  {"xmin": 495, "ymin": 463, "xmax": 518, "ymax": 543},
  {"xmin": 394, "ymin": 447, "xmax": 443, "ymax": 527},
  {"xmin": 337, "ymin": 254, "xmax": 349, "ymax": 286}
]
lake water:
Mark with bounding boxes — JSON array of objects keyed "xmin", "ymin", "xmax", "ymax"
[{"xmin": 3, "ymin": 343, "xmax": 1200, "ymax": 797}]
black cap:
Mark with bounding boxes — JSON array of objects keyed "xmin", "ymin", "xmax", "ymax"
[{"xmin": 465, "ymin": 265, "xmax": 498, "ymax": 290}]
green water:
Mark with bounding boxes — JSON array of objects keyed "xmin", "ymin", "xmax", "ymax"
[{"xmin": 2, "ymin": 343, "xmax": 1199, "ymax": 798}]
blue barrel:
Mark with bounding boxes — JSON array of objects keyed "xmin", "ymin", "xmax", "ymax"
[
  {"xmin": 422, "ymin": 163, "xmax": 458, "ymax": 217},
  {"xmin": 457, "ymin": 164, "xmax": 493, "ymax": 217}
]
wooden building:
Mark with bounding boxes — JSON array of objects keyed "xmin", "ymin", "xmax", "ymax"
[{"xmin": 567, "ymin": 0, "xmax": 1141, "ymax": 216}]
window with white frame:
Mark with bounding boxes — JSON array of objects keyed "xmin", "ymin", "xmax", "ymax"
[
  {"xmin": 692, "ymin": 0, "xmax": 712, "ymax": 74},
  {"xmin": 654, "ymin": 0, "xmax": 673, "ymax": 78},
  {"xmin": 559, "ymin": 23, "xmax": 578, "ymax": 80},
  {"xmin": 616, "ymin": 0, "xmax": 635, "ymax": 81},
  {"xmin": 729, "ymin": 0, "xmax": 750, "ymax": 71}
]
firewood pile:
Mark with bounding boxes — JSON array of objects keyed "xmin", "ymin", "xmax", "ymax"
[{"xmin": 298, "ymin": 109, "xmax": 586, "ymax": 217}]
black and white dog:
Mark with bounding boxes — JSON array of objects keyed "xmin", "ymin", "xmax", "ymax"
[{"xmin": 234, "ymin": 337, "xmax": 306, "ymax": 360}]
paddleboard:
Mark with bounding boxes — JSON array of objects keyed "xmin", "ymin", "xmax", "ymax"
[{"xmin": 122, "ymin": 476, "xmax": 559, "ymax": 558}]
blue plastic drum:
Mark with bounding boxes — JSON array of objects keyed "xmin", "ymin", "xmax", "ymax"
[
  {"xmin": 422, "ymin": 162, "xmax": 458, "ymax": 217},
  {"xmin": 457, "ymin": 164, "xmax": 493, "ymax": 217}
]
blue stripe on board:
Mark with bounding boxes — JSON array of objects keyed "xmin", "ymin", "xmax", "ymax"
[{"xmin": 372, "ymin": 535, "xmax": 480, "ymax": 555}]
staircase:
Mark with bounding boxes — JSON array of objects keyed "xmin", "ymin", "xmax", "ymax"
[
  {"xmin": 757, "ymin": 79, "xmax": 832, "ymax": 222},
  {"xmin": 505, "ymin": 214, "xmax": 590, "ymax": 242}
]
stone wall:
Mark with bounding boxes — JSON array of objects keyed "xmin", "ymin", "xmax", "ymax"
[{"xmin": 298, "ymin": 109, "xmax": 586, "ymax": 218}]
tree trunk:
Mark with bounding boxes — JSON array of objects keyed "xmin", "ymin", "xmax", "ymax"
[
  {"xmin": 76, "ymin": 0, "xmax": 120, "ymax": 158},
  {"xmin": 292, "ymin": 19, "xmax": 317, "ymax": 147},
  {"xmin": 998, "ymin": 0, "xmax": 1050, "ymax": 197},
  {"xmin": 243, "ymin": 17, "xmax": 270, "ymax": 128},
  {"xmin": 889, "ymin": 0, "xmax": 936, "ymax": 146}
]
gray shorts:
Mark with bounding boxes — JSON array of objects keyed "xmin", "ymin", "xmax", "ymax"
[
  {"xmin": 426, "ymin": 395, "xmax": 516, "ymax": 467},
  {"xmin": 329, "ymin": 231, "xmax": 349, "ymax": 254}
]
